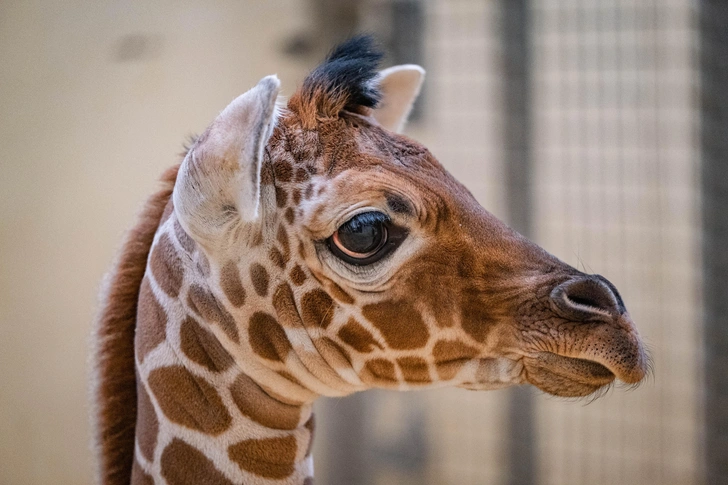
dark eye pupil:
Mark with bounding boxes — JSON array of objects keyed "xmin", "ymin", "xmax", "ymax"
[
  {"xmin": 327, "ymin": 211, "xmax": 407, "ymax": 266},
  {"xmin": 338, "ymin": 216, "xmax": 384, "ymax": 254}
]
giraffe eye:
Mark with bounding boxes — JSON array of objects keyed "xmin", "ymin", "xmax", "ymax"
[{"xmin": 328, "ymin": 212, "xmax": 405, "ymax": 265}]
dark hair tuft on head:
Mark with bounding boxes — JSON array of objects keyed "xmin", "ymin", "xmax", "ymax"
[{"xmin": 292, "ymin": 35, "xmax": 384, "ymax": 125}]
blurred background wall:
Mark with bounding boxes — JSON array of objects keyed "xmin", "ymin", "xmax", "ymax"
[{"xmin": 0, "ymin": 1, "xmax": 724, "ymax": 484}]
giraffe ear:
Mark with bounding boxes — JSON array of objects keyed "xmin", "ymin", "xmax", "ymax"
[
  {"xmin": 173, "ymin": 75, "xmax": 280, "ymax": 247},
  {"xmin": 372, "ymin": 65, "xmax": 425, "ymax": 133}
]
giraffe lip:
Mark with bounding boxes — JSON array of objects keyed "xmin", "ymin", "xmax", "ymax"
[{"xmin": 532, "ymin": 352, "xmax": 615, "ymax": 384}]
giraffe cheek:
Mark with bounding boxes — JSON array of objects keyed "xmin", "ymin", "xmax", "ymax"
[
  {"xmin": 433, "ymin": 339, "xmax": 480, "ymax": 381},
  {"xmin": 337, "ymin": 317, "xmax": 382, "ymax": 353},
  {"xmin": 396, "ymin": 356, "xmax": 431, "ymax": 383},
  {"xmin": 248, "ymin": 312, "xmax": 293, "ymax": 362},
  {"xmin": 459, "ymin": 292, "xmax": 501, "ymax": 343},
  {"xmin": 362, "ymin": 300, "xmax": 429, "ymax": 350},
  {"xmin": 300, "ymin": 289, "xmax": 335, "ymax": 329}
]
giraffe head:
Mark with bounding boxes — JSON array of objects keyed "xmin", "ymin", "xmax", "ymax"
[{"xmin": 173, "ymin": 37, "xmax": 648, "ymax": 400}]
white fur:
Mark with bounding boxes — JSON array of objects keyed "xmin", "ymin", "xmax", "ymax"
[
  {"xmin": 373, "ymin": 64, "xmax": 425, "ymax": 133},
  {"xmin": 173, "ymin": 76, "xmax": 281, "ymax": 251}
]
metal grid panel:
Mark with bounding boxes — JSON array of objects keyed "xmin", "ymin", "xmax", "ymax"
[
  {"xmin": 421, "ymin": 2, "xmax": 510, "ymax": 483},
  {"xmin": 530, "ymin": 2, "xmax": 701, "ymax": 485}
]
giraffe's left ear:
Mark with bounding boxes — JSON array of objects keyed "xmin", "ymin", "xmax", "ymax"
[
  {"xmin": 174, "ymin": 75, "xmax": 280, "ymax": 248},
  {"xmin": 372, "ymin": 64, "xmax": 425, "ymax": 133}
]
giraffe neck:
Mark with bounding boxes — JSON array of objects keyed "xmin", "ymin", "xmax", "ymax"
[
  {"xmin": 132, "ymin": 336, "xmax": 315, "ymax": 484},
  {"xmin": 130, "ymin": 206, "xmax": 342, "ymax": 484}
]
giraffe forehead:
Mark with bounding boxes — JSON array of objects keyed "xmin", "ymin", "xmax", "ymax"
[{"xmin": 266, "ymin": 111, "xmax": 483, "ymax": 237}]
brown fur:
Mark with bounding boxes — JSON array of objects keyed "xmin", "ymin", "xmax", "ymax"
[
  {"xmin": 230, "ymin": 373, "xmax": 302, "ymax": 430},
  {"xmin": 90, "ymin": 164, "xmax": 179, "ymax": 485},
  {"xmin": 147, "ymin": 366, "xmax": 232, "ymax": 434},
  {"xmin": 228, "ymin": 435, "xmax": 298, "ymax": 479},
  {"xmin": 161, "ymin": 439, "xmax": 235, "ymax": 485}
]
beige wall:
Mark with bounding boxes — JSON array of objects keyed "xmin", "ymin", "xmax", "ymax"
[{"xmin": 0, "ymin": 1, "xmax": 308, "ymax": 482}]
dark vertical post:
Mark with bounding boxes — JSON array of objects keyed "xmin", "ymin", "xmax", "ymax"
[
  {"xmin": 389, "ymin": 0, "xmax": 425, "ymax": 121},
  {"xmin": 500, "ymin": 1, "xmax": 536, "ymax": 485},
  {"xmin": 700, "ymin": 2, "xmax": 728, "ymax": 484}
]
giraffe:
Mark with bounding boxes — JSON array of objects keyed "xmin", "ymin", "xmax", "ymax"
[{"xmin": 91, "ymin": 36, "xmax": 648, "ymax": 485}]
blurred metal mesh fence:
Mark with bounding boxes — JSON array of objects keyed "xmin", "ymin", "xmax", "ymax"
[{"xmin": 313, "ymin": 1, "xmax": 719, "ymax": 484}]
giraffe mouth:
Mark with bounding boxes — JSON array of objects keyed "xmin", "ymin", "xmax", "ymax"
[{"xmin": 523, "ymin": 352, "xmax": 616, "ymax": 397}]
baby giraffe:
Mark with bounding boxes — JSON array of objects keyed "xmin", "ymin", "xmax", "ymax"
[{"xmin": 91, "ymin": 37, "xmax": 647, "ymax": 485}]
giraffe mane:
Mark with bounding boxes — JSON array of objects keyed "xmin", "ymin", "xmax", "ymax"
[
  {"xmin": 289, "ymin": 34, "xmax": 383, "ymax": 128},
  {"xmin": 89, "ymin": 163, "xmax": 180, "ymax": 485}
]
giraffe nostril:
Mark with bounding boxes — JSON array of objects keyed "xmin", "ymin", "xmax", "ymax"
[
  {"xmin": 565, "ymin": 294, "xmax": 603, "ymax": 309},
  {"xmin": 551, "ymin": 276, "xmax": 622, "ymax": 319}
]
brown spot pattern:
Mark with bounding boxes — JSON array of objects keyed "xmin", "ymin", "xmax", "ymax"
[
  {"xmin": 149, "ymin": 233, "xmax": 183, "ymax": 297},
  {"xmin": 436, "ymin": 361, "xmax": 464, "ymax": 381},
  {"xmin": 290, "ymin": 265, "xmax": 307, "ymax": 286},
  {"xmin": 228, "ymin": 435, "xmax": 297, "ymax": 479},
  {"xmin": 364, "ymin": 359, "xmax": 397, "ymax": 382},
  {"xmin": 277, "ymin": 225, "xmax": 290, "ymax": 259},
  {"xmin": 131, "ymin": 458, "xmax": 154, "ymax": 485},
  {"xmin": 162, "ymin": 439, "xmax": 235, "ymax": 485},
  {"xmin": 285, "ymin": 207, "xmax": 295, "ymax": 224},
  {"xmin": 278, "ymin": 370, "xmax": 303, "ymax": 387},
  {"xmin": 135, "ymin": 277, "xmax": 166, "ymax": 363},
  {"xmin": 300, "ymin": 289, "xmax": 335, "ymax": 329},
  {"xmin": 135, "ymin": 381, "xmax": 158, "ymax": 463},
  {"xmin": 275, "ymin": 186, "xmax": 288, "ymax": 208},
  {"xmin": 397, "ymin": 356, "xmax": 431, "ymax": 383},
  {"xmin": 230, "ymin": 373, "xmax": 301, "ymax": 430},
  {"xmin": 272, "ymin": 282, "xmax": 302, "ymax": 328},
  {"xmin": 179, "ymin": 316, "xmax": 234, "ymax": 372},
  {"xmin": 197, "ymin": 252, "xmax": 211, "ymax": 277},
  {"xmin": 292, "ymin": 188, "xmax": 302, "ymax": 205},
  {"xmin": 248, "ymin": 312, "xmax": 292, "ymax": 362},
  {"xmin": 250, "ymin": 263, "xmax": 269, "ymax": 297},
  {"xmin": 251, "ymin": 229, "xmax": 264, "ymax": 247},
  {"xmin": 326, "ymin": 281, "xmax": 354, "ymax": 304},
  {"xmin": 362, "ymin": 300, "xmax": 430, "ymax": 350},
  {"xmin": 273, "ymin": 160, "xmax": 293, "ymax": 182},
  {"xmin": 461, "ymin": 292, "xmax": 498, "ymax": 343},
  {"xmin": 147, "ymin": 366, "xmax": 231, "ymax": 434},
  {"xmin": 304, "ymin": 413, "xmax": 315, "ymax": 458},
  {"xmin": 294, "ymin": 167, "xmax": 310, "ymax": 182},
  {"xmin": 174, "ymin": 220, "xmax": 196, "ymax": 254},
  {"xmin": 433, "ymin": 339, "xmax": 479, "ymax": 363},
  {"xmin": 319, "ymin": 337, "xmax": 352, "ymax": 366},
  {"xmin": 429, "ymin": 294, "xmax": 457, "ymax": 328},
  {"xmin": 433, "ymin": 340, "xmax": 477, "ymax": 380},
  {"xmin": 337, "ymin": 318, "xmax": 381, "ymax": 353},
  {"xmin": 187, "ymin": 284, "xmax": 239, "ymax": 343},
  {"xmin": 220, "ymin": 261, "xmax": 246, "ymax": 307},
  {"xmin": 269, "ymin": 247, "xmax": 286, "ymax": 269}
]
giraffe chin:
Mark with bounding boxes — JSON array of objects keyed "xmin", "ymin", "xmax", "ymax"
[
  {"xmin": 522, "ymin": 353, "xmax": 616, "ymax": 398},
  {"xmin": 454, "ymin": 357, "xmax": 526, "ymax": 391}
]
